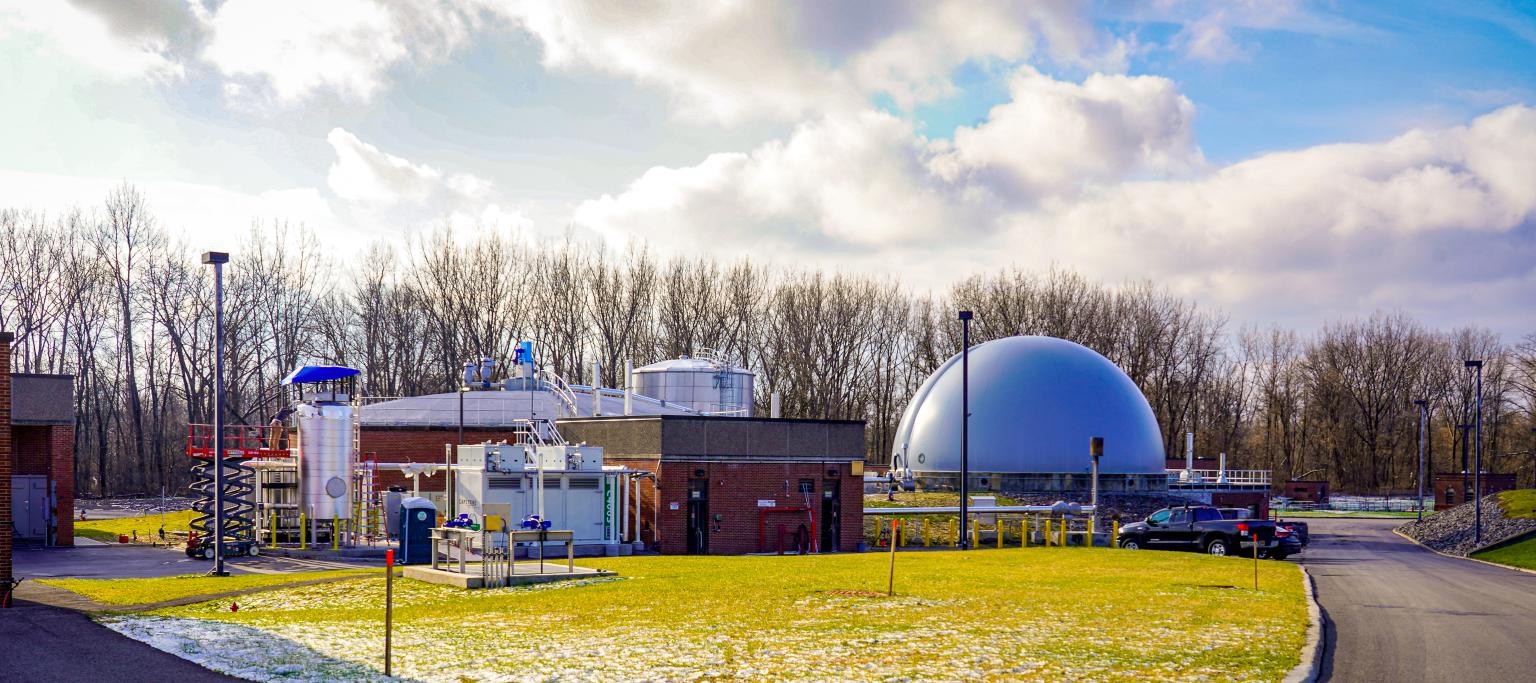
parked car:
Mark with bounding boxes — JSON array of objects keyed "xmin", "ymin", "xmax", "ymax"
[
  {"xmin": 1273, "ymin": 518, "xmax": 1309, "ymax": 547},
  {"xmin": 1117, "ymin": 505, "xmax": 1280, "ymax": 557}
]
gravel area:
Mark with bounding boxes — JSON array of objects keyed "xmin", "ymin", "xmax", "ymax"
[{"xmin": 1396, "ymin": 495, "xmax": 1536, "ymax": 555}]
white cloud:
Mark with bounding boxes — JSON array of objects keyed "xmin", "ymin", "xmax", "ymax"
[
  {"xmin": 571, "ymin": 61, "xmax": 1536, "ymax": 329},
  {"xmin": 196, "ymin": 0, "xmax": 485, "ymax": 104},
  {"xmin": 325, "ymin": 128, "xmax": 492, "ymax": 207},
  {"xmin": 0, "ymin": 0, "xmax": 185, "ymax": 80},
  {"xmin": 930, "ymin": 67, "xmax": 1202, "ymax": 200},
  {"xmin": 506, "ymin": 0, "xmax": 1121, "ymax": 123}
]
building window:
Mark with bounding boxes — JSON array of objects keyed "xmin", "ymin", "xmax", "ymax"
[{"xmin": 798, "ymin": 479, "xmax": 814, "ymax": 494}]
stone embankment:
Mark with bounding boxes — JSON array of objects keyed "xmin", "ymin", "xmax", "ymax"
[{"xmin": 1398, "ymin": 495, "xmax": 1536, "ymax": 555}]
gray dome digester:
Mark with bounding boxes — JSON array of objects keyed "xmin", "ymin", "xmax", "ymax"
[{"xmin": 892, "ymin": 335, "xmax": 1166, "ymax": 478}]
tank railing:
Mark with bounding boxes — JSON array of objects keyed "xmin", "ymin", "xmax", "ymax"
[
  {"xmin": 536, "ymin": 368, "xmax": 582, "ymax": 417},
  {"xmin": 186, "ymin": 423, "xmax": 291, "ymax": 459},
  {"xmin": 1168, "ymin": 469, "xmax": 1271, "ymax": 486},
  {"xmin": 865, "ymin": 508, "xmax": 1107, "ymax": 548}
]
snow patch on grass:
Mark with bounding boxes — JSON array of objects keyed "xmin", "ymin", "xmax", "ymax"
[{"xmin": 100, "ymin": 615, "xmax": 394, "ymax": 682}]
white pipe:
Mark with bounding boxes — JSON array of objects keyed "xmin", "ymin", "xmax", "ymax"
[
  {"xmin": 593, "ymin": 360, "xmax": 602, "ymax": 416},
  {"xmin": 619, "ymin": 472, "xmax": 628, "ymax": 543},
  {"xmin": 624, "ymin": 360, "xmax": 634, "ymax": 416},
  {"xmin": 1218, "ymin": 452, "xmax": 1229, "ymax": 484},
  {"xmin": 633, "ymin": 476, "xmax": 642, "ymax": 545},
  {"xmin": 770, "ymin": 391, "xmax": 782, "ymax": 419},
  {"xmin": 1185, "ymin": 431, "xmax": 1194, "ymax": 472}
]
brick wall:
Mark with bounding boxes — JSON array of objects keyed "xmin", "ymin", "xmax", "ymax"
[
  {"xmin": 611, "ymin": 457, "xmax": 864, "ymax": 555},
  {"xmin": 2, "ymin": 332, "xmax": 13, "ymax": 582},
  {"xmin": 50, "ymin": 425, "xmax": 73, "ymax": 546}
]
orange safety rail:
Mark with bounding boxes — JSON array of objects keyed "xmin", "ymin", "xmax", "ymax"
[{"xmin": 187, "ymin": 423, "xmax": 293, "ymax": 459}]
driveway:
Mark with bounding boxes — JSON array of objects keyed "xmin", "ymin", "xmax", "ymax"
[
  {"xmin": 15, "ymin": 544, "xmax": 372, "ymax": 580},
  {"xmin": 1299, "ymin": 517, "xmax": 1536, "ymax": 682},
  {"xmin": 0, "ymin": 601, "xmax": 242, "ymax": 682}
]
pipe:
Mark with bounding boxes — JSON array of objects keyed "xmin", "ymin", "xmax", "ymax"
[
  {"xmin": 624, "ymin": 361, "xmax": 634, "ymax": 416},
  {"xmin": 770, "ymin": 392, "xmax": 781, "ymax": 419},
  {"xmin": 863, "ymin": 505, "xmax": 1097, "ymax": 515},
  {"xmin": 1218, "ymin": 452, "xmax": 1228, "ymax": 485},
  {"xmin": 593, "ymin": 360, "xmax": 602, "ymax": 416},
  {"xmin": 1185, "ymin": 431, "xmax": 1194, "ymax": 473}
]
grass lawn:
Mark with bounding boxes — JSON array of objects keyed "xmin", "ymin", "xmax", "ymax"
[
  {"xmin": 116, "ymin": 549, "xmax": 1308, "ymax": 682},
  {"xmin": 1472, "ymin": 534, "xmax": 1536, "ymax": 571},
  {"xmin": 1275, "ymin": 510, "xmax": 1422, "ymax": 518},
  {"xmin": 75, "ymin": 509, "xmax": 197, "ymax": 544},
  {"xmin": 39, "ymin": 569, "xmax": 378, "ymax": 606},
  {"xmin": 1495, "ymin": 489, "xmax": 1536, "ymax": 519}
]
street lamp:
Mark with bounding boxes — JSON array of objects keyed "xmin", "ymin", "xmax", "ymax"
[
  {"xmin": 1466, "ymin": 359, "xmax": 1483, "ymax": 545},
  {"xmin": 1414, "ymin": 400, "xmax": 1428, "ymax": 522},
  {"xmin": 958, "ymin": 310, "xmax": 972, "ymax": 550},
  {"xmin": 201, "ymin": 251, "xmax": 230, "ymax": 578}
]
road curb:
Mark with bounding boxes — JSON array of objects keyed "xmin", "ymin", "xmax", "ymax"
[
  {"xmin": 1391, "ymin": 528, "xmax": 1536, "ymax": 577},
  {"xmin": 1282, "ymin": 565, "xmax": 1322, "ymax": 683}
]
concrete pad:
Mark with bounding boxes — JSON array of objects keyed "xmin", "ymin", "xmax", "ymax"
[{"xmin": 402, "ymin": 562, "xmax": 614, "ymax": 589}]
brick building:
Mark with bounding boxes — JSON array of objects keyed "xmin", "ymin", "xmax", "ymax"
[
  {"xmin": 0, "ymin": 329, "xmax": 76, "ymax": 561},
  {"xmin": 559, "ymin": 415, "xmax": 866, "ymax": 555},
  {"xmin": 1434, "ymin": 472, "xmax": 1518, "ymax": 510},
  {"xmin": 2, "ymin": 332, "xmax": 11, "ymax": 589}
]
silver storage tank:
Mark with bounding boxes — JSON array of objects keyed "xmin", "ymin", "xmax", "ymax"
[
  {"xmin": 296, "ymin": 403, "xmax": 355, "ymax": 520},
  {"xmin": 632, "ymin": 354, "xmax": 754, "ymax": 415}
]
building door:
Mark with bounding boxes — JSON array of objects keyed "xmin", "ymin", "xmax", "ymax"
[
  {"xmin": 11, "ymin": 475, "xmax": 48, "ymax": 540},
  {"xmin": 820, "ymin": 479, "xmax": 840, "ymax": 552},
  {"xmin": 686, "ymin": 478, "xmax": 709, "ymax": 555}
]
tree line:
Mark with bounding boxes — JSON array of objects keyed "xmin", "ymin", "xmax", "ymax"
[{"xmin": 3, "ymin": 184, "xmax": 1534, "ymax": 497}]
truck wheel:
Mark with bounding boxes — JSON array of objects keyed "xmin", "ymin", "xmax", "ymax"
[
  {"xmin": 197, "ymin": 546, "xmax": 212, "ymax": 560},
  {"xmin": 1119, "ymin": 538, "xmax": 1141, "ymax": 550},
  {"xmin": 1204, "ymin": 538, "xmax": 1229, "ymax": 556},
  {"xmin": 249, "ymin": 545, "xmax": 260, "ymax": 557}
]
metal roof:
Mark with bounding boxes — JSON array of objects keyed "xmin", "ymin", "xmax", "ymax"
[{"xmin": 361, "ymin": 386, "xmax": 698, "ymax": 427}]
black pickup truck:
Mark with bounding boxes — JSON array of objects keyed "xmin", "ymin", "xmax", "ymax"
[{"xmin": 1117, "ymin": 505, "xmax": 1279, "ymax": 557}]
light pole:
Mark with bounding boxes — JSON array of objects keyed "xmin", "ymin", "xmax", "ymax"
[
  {"xmin": 1467, "ymin": 359, "xmax": 1483, "ymax": 545},
  {"xmin": 958, "ymin": 310, "xmax": 972, "ymax": 550},
  {"xmin": 201, "ymin": 251, "xmax": 230, "ymax": 577},
  {"xmin": 1414, "ymin": 400, "xmax": 1428, "ymax": 522}
]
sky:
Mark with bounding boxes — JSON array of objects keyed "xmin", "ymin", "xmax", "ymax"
[{"xmin": 2, "ymin": 0, "xmax": 1535, "ymax": 337}]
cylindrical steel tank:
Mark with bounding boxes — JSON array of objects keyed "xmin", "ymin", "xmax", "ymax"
[
  {"xmin": 632, "ymin": 353, "xmax": 754, "ymax": 415},
  {"xmin": 296, "ymin": 403, "xmax": 355, "ymax": 520}
]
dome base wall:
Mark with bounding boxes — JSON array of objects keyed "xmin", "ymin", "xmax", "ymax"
[{"xmin": 913, "ymin": 471, "xmax": 1170, "ymax": 495}]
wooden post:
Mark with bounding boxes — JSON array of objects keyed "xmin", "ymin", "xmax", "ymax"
[{"xmin": 996, "ymin": 519, "xmax": 1004, "ymax": 549}]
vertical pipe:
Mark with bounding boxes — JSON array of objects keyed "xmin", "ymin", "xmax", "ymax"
[
  {"xmin": 593, "ymin": 360, "xmax": 602, "ymax": 417},
  {"xmin": 1218, "ymin": 452, "xmax": 1228, "ymax": 485},
  {"xmin": 1090, "ymin": 437, "xmax": 1102, "ymax": 544},
  {"xmin": 624, "ymin": 360, "xmax": 634, "ymax": 416},
  {"xmin": 206, "ymin": 255, "xmax": 228, "ymax": 576},
  {"xmin": 770, "ymin": 392, "xmax": 782, "ymax": 419},
  {"xmin": 1185, "ymin": 431, "xmax": 1194, "ymax": 476},
  {"xmin": 959, "ymin": 310, "xmax": 972, "ymax": 550}
]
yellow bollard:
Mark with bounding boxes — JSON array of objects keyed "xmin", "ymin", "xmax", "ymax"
[
  {"xmin": 299, "ymin": 512, "xmax": 308, "ymax": 548},
  {"xmin": 922, "ymin": 518, "xmax": 931, "ymax": 547},
  {"xmin": 970, "ymin": 523, "xmax": 979, "ymax": 549},
  {"xmin": 1112, "ymin": 519, "xmax": 1120, "ymax": 547},
  {"xmin": 997, "ymin": 519, "xmax": 1004, "ymax": 549},
  {"xmin": 332, "ymin": 521, "xmax": 340, "ymax": 550},
  {"xmin": 1060, "ymin": 519, "xmax": 1068, "ymax": 547},
  {"xmin": 949, "ymin": 519, "xmax": 958, "ymax": 547},
  {"xmin": 1023, "ymin": 516, "xmax": 1031, "ymax": 548},
  {"xmin": 1044, "ymin": 519, "xmax": 1053, "ymax": 547}
]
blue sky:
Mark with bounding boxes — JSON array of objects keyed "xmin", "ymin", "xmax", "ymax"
[{"xmin": 1, "ymin": 1, "xmax": 1534, "ymax": 335}]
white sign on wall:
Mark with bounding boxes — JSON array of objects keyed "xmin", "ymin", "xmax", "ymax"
[
  {"xmin": 669, "ymin": 502, "xmax": 680, "ymax": 510},
  {"xmin": 757, "ymin": 500, "xmax": 776, "ymax": 507}
]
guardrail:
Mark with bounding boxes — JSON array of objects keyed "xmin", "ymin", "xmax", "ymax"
[{"xmin": 1168, "ymin": 468, "xmax": 1271, "ymax": 487}]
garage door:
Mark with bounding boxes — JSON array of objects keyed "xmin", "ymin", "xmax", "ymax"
[{"xmin": 10, "ymin": 475, "xmax": 48, "ymax": 539}]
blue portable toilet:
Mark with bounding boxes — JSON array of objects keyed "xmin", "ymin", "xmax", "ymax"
[{"xmin": 398, "ymin": 496, "xmax": 437, "ymax": 565}]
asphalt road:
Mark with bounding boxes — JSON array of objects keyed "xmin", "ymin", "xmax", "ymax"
[
  {"xmin": 15, "ymin": 544, "xmax": 372, "ymax": 580},
  {"xmin": 0, "ymin": 601, "xmax": 241, "ymax": 683},
  {"xmin": 1300, "ymin": 518, "xmax": 1536, "ymax": 682}
]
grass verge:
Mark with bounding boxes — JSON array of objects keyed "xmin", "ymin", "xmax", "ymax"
[
  {"xmin": 1472, "ymin": 534, "xmax": 1536, "ymax": 571},
  {"xmin": 133, "ymin": 549, "xmax": 1307, "ymax": 682},
  {"xmin": 1495, "ymin": 489, "xmax": 1536, "ymax": 519},
  {"xmin": 75, "ymin": 510, "xmax": 197, "ymax": 544},
  {"xmin": 38, "ymin": 569, "xmax": 377, "ymax": 605}
]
